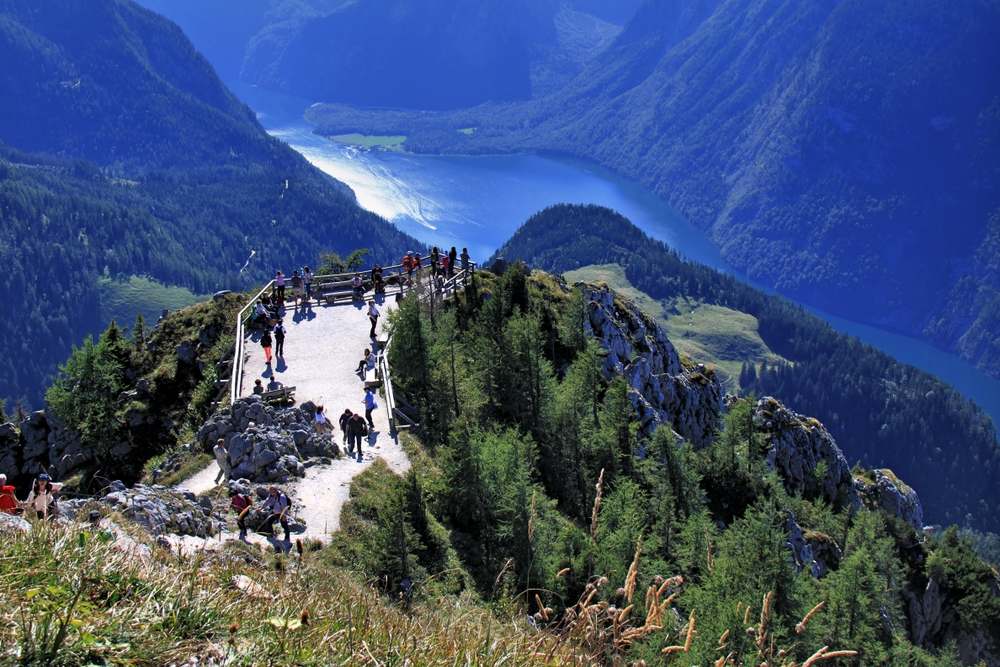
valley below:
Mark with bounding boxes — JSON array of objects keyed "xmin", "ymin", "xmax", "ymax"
[{"xmin": 236, "ymin": 83, "xmax": 1000, "ymax": 430}]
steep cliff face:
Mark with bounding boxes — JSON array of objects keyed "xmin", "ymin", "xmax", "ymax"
[{"xmin": 582, "ymin": 284, "xmax": 723, "ymax": 448}]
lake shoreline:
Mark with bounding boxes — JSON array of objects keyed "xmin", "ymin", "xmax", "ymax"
[{"xmin": 235, "ymin": 81, "xmax": 1000, "ymax": 428}]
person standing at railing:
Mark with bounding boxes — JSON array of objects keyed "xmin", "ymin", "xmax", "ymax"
[
  {"xmin": 402, "ymin": 251, "xmax": 415, "ymax": 284},
  {"xmin": 430, "ymin": 246, "xmax": 440, "ymax": 277},
  {"xmin": 461, "ymin": 247, "xmax": 470, "ymax": 271},
  {"xmin": 303, "ymin": 266, "xmax": 313, "ymax": 302},
  {"xmin": 372, "ymin": 264, "xmax": 384, "ymax": 293},
  {"xmin": 290, "ymin": 270, "xmax": 304, "ymax": 306},
  {"xmin": 274, "ymin": 270, "xmax": 286, "ymax": 304},
  {"xmin": 448, "ymin": 246, "xmax": 458, "ymax": 278},
  {"xmin": 414, "ymin": 253, "xmax": 423, "ymax": 281}
]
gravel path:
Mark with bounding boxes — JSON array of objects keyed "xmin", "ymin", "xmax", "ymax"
[
  {"xmin": 174, "ymin": 461, "xmax": 222, "ymax": 497},
  {"xmin": 175, "ymin": 287, "xmax": 409, "ymax": 547},
  {"xmin": 242, "ymin": 288, "xmax": 408, "ymax": 543}
]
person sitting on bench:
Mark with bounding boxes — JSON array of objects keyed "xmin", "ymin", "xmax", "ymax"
[
  {"xmin": 355, "ymin": 348, "xmax": 374, "ymax": 375},
  {"xmin": 266, "ymin": 377, "xmax": 282, "ymax": 392},
  {"xmin": 352, "ymin": 273, "xmax": 364, "ymax": 300}
]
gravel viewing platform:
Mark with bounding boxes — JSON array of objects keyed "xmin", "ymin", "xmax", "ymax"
[{"xmin": 179, "ymin": 284, "xmax": 410, "ymax": 545}]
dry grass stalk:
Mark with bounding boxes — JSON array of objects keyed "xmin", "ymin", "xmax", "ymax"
[
  {"xmin": 796, "ymin": 601, "xmax": 825, "ymax": 634},
  {"xmin": 528, "ymin": 491, "xmax": 537, "ymax": 543},
  {"xmin": 623, "ymin": 535, "xmax": 643, "ymax": 603},
  {"xmin": 662, "ymin": 610, "xmax": 696, "ymax": 655},
  {"xmin": 705, "ymin": 527, "xmax": 715, "ymax": 575},
  {"xmin": 590, "ymin": 469, "xmax": 605, "ymax": 539}
]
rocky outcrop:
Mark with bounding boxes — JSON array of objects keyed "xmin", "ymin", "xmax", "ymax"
[
  {"xmin": 0, "ymin": 410, "xmax": 93, "ymax": 482},
  {"xmin": 62, "ymin": 481, "xmax": 222, "ymax": 537},
  {"xmin": 196, "ymin": 397, "xmax": 340, "ymax": 484},
  {"xmin": 583, "ymin": 285, "xmax": 722, "ymax": 448},
  {"xmin": 754, "ymin": 396, "xmax": 856, "ymax": 508},
  {"xmin": 855, "ymin": 469, "xmax": 924, "ymax": 529},
  {"xmin": 784, "ymin": 512, "xmax": 843, "ymax": 579}
]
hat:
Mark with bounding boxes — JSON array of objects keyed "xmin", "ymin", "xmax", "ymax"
[
  {"xmin": 38, "ymin": 473, "xmax": 50, "ymax": 481},
  {"xmin": 407, "ymin": 251, "xmax": 413, "ymax": 256}
]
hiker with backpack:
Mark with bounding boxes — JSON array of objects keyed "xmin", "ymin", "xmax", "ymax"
[
  {"xmin": 348, "ymin": 412, "xmax": 368, "ymax": 461},
  {"xmin": 273, "ymin": 318, "xmax": 286, "ymax": 358},
  {"xmin": 261, "ymin": 485, "xmax": 291, "ymax": 542},
  {"xmin": 229, "ymin": 488, "xmax": 253, "ymax": 540}
]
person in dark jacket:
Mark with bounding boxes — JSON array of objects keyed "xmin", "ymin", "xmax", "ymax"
[{"xmin": 348, "ymin": 412, "xmax": 368, "ymax": 461}]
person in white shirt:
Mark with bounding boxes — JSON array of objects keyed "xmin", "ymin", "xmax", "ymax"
[
  {"xmin": 213, "ymin": 439, "xmax": 231, "ymax": 484},
  {"xmin": 368, "ymin": 300, "xmax": 380, "ymax": 338},
  {"xmin": 25, "ymin": 474, "xmax": 63, "ymax": 520},
  {"xmin": 261, "ymin": 485, "xmax": 291, "ymax": 542}
]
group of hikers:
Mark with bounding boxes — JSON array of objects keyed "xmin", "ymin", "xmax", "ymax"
[
  {"xmin": 400, "ymin": 246, "xmax": 470, "ymax": 288},
  {"xmin": 0, "ymin": 472, "xmax": 65, "ymax": 520},
  {"xmin": 211, "ymin": 438, "xmax": 295, "ymax": 543},
  {"xmin": 312, "ymin": 389, "xmax": 378, "ymax": 464}
]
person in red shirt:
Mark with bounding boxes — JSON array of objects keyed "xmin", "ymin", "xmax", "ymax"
[
  {"xmin": 0, "ymin": 473, "xmax": 18, "ymax": 514},
  {"xmin": 229, "ymin": 488, "xmax": 253, "ymax": 540}
]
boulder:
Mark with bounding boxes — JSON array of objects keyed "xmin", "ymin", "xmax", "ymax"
[{"xmin": 0, "ymin": 513, "xmax": 32, "ymax": 534}]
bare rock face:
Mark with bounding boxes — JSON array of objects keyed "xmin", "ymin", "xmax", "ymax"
[
  {"xmin": 583, "ymin": 285, "xmax": 722, "ymax": 448},
  {"xmin": 906, "ymin": 578, "xmax": 945, "ymax": 648},
  {"xmin": 0, "ymin": 422, "xmax": 20, "ymax": 475},
  {"xmin": 0, "ymin": 410, "xmax": 92, "ymax": 482},
  {"xmin": 755, "ymin": 396, "xmax": 857, "ymax": 507},
  {"xmin": 783, "ymin": 511, "xmax": 843, "ymax": 579},
  {"xmin": 855, "ymin": 469, "xmax": 924, "ymax": 530}
]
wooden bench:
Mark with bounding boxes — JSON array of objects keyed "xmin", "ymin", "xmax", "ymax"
[
  {"xmin": 319, "ymin": 279, "xmax": 371, "ymax": 304},
  {"xmin": 362, "ymin": 365, "xmax": 382, "ymax": 389},
  {"xmin": 258, "ymin": 385, "xmax": 296, "ymax": 403}
]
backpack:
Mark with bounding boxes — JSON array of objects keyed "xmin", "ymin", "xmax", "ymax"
[{"xmin": 261, "ymin": 331, "xmax": 272, "ymax": 346}]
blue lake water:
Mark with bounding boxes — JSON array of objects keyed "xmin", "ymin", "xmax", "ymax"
[{"xmin": 234, "ymin": 82, "xmax": 1000, "ymax": 428}]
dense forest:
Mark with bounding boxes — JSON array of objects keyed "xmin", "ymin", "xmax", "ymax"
[
  {"xmin": 336, "ymin": 265, "xmax": 1000, "ymax": 664},
  {"xmin": 0, "ymin": 0, "xmax": 419, "ymax": 405},
  {"xmin": 491, "ymin": 204, "xmax": 1000, "ymax": 533},
  {"xmin": 306, "ymin": 0, "xmax": 1000, "ymax": 381}
]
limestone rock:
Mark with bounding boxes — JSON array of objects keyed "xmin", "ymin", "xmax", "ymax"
[
  {"xmin": 0, "ymin": 422, "xmax": 20, "ymax": 475},
  {"xmin": 756, "ymin": 396, "xmax": 856, "ymax": 507},
  {"xmin": 782, "ymin": 512, "xmax": 842, "ymax": 579},
  {"xmin": 854, "ymin": 469, "xmax": 924, "ymax": 529},
  {"xmin": 582, "ymin": 284, "xmax": 721, "ymax": 448},
  {"xmin": 196, "ymin": 397, "xmax": 342, "ymax": 484},
  {"xmin": 93, "ymin": 482, "xmax": 221, "ymax": 537},
  {"xmin": 0, "ymin": 513, "xmax": 32, "ymax": 534}
]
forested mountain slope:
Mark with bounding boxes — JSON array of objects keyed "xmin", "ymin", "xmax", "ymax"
[
  {"xmin": 492, "ymin": 204, "xmax": 1000, "ymax": 532},
  {"xmin": 0, "ymin": 0, "xmax": 418, "ymax": 406},
  {"xmin": 309, "ymin": 0, "xmax": 1000, "ymax": 380}
]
